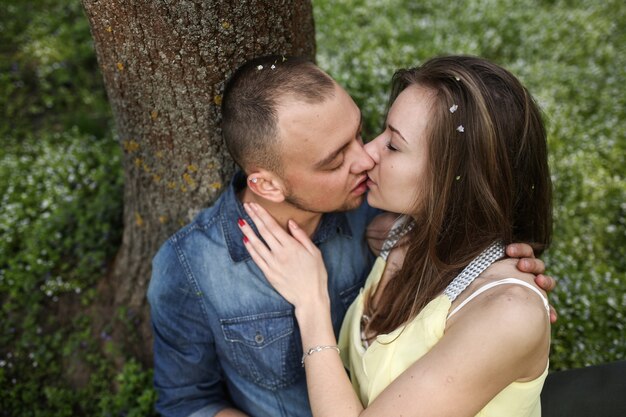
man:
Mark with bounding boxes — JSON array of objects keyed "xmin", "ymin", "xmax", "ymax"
[{"xmin": 148, "ymin": 55, "xmax": 553, "ymax": 417}]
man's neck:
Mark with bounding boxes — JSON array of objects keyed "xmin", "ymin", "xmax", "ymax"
[{"xmin": 239, "ymin": 187, "xmax": 323, "ymax": 238}]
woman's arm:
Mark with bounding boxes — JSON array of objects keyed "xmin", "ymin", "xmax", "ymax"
[
  {"xmin": 240, "ymin": 203, "xmax": 549, "ymax": 417},
  {"xmin": 238, "ymin": 202, "xmax": 364, "ymax": 415},
  {"xmin": 363, "ymin": 284, "xmax": 550, "ymax": 417}
]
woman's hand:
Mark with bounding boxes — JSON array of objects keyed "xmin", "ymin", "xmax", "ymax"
[{"xmin": 239, "ymin": 202, "xmax": 330, "ymax": 310}]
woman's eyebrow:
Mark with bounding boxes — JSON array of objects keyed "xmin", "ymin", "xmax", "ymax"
[{"xmin": 388, "ymin": 124, "xmax": 408, "ymax": 143}]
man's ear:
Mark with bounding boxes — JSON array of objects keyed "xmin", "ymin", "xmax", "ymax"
[{"xmin": 246, "ymin": 170, "xmax": 286, "ymax": 203}]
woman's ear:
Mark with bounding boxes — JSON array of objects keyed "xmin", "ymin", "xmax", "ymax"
[{"xmin": 246, "ymin": 171, "xmax": 286, "ymax": 203}]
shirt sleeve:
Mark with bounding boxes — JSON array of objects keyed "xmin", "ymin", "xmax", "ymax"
[{"xmin": 148, "ymin": 241, "xmax": 232, "ymax": 417}]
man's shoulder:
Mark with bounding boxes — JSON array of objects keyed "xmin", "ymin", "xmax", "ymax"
[
  {"xmin": 149, "ymin": 196, "xmax": 232, "ymax": 297},
  {"xmin": 164, "ymin": 193, "xmax": 229, "ymax": 246},
  {"xmin": 152, "ymin": 195, "xmax": 230, "ymax": 269}
]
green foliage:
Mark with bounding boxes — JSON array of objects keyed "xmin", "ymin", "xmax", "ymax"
[
  {"xmin": 97, "ymin": 360, "xmax": 157, "ymax": 417},
  {"xmin": 0, "ymin": 1, "xmax": 156, "ymax": 415},
  {"xmin": 0, "ymin": 0, "xmax": 110, "ymax": 138},
  {"xmin": 315, "ymin": 0, "xmax": 626, "ymax": 369}
]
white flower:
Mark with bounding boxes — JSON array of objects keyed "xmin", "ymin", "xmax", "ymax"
[
  {"xmin": 449, "ymin": 104, "xmax": 458, "ymax": 113},
  {"xmin": 455, "ymin": 76, "xmax": 460, "ymax": 81},
  {"xmin": 271, "ymin": 64, "xmax": 276, "ymax": 69},
  {"xmin": 257, "ymin": 65, "xmax": 263, "ymax": 70},
  {"xmin": 456, "ymin": 125, "xmax": 465, "ymax": 132}
]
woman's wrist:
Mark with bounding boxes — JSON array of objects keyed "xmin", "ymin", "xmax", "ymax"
[{"xmin": 295, "ymin": 299, "xmax": 334, "ymax": 341}]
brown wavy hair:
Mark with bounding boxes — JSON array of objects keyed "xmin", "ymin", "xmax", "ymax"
[{"xmin": 366, "ymin": 55, "xmax": 553, "ymax": 336}]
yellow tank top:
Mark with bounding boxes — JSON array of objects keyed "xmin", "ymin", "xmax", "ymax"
[{"xmin": 338, "ymin": 257, "xmax": 548, "ymax": 416}]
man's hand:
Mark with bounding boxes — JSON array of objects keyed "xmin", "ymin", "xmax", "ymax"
[{"xmin": 505, "ymin": 243, "xmax": 558, "ymax": 323}]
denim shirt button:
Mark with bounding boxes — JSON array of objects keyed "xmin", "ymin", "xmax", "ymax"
[{"xmin": 255, "ymin": 333, "xmax": 264, "ymax": 344}]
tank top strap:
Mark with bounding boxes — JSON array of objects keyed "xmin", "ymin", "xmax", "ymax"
[
  {"xmin": 443, "ymin": 241, "xmax": 506, "ymax": 301},
  {"xmin": 446, "ymin": 277, "xmax": 550, "ymax": 320},
  {"xmin": 379, "ymin": 216, "xmax": 414, "ymax": 261}
]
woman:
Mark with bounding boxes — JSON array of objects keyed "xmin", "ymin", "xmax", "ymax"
[{"xmin": 239, "ymin": 55, "xmax": 552, "ymax": 417}]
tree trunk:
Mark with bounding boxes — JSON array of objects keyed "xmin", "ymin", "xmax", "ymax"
[{"xmin": 81, "ymin": 0, "xmax": 315, "ymax": 364}]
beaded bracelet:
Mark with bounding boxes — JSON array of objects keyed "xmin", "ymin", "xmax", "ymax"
[{"xmin": 301, "ymin": 345, "xmax": 340, "ymax": 367}]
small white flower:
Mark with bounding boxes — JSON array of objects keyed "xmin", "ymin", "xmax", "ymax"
[
  {"xmin": 455, "ymin": 76, "xmax": 460, "ymax": 81},
  {"xmin": 456, "ymin": 125, "xmax": 465, "ymax": 132},
  {"xmin": 257, "ymin": 65, "xmax": 263, "ymax": 70},
  {"xmin": 449, "ymin": 104, "xmax": 458, "ymax": 113},
  {"xmin": 271, "ymin": 64, "xmax": 276, "ymax": 69},
  {"xmin": 455, "ymin": 175, "xmax": 461, "ymax": 181}
]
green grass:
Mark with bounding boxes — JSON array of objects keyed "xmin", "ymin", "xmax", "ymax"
[{"xmin": 0, "ymin": 0, "xmax": 624, "ymax": 414}]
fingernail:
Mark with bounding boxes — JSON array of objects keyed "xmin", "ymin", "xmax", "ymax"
[
  {"xmin": 243, "ymin": 236, "xmax": 249, "ymax": 244},
  {"xmin": 238, "ymin": 218, "xmax": 245, "ymax": 227},
  {"xmin": 288, "ymin": 219, "xmax": 298, "ymax": 229}
]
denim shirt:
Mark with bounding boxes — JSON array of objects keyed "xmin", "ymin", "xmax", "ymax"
[{"xmin": 148, "ymin": 172, "xmax": 378, "ymax": 417}]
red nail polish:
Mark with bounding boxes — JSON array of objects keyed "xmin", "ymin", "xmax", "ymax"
[
  {"xmin": 238, "ymin": 218, "xmax": 245, "ymax": 227},
  {"xmin": 243, "ymin": 236, "xmax": 249, "ymax": 244}
]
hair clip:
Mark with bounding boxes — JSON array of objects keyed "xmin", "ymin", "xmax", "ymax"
[
  {"xmin": 449, "ymin": 104, "xmax": 458, "ymax": 113},
  {"xmin": 456, "ymin": 125, "xmax": 465, "ymax": 133},
  {"xmin": 257, "ymin": 65, "xmax": 263, "ymax": 70}
]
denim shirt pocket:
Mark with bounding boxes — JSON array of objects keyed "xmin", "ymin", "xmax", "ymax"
[{"xmin": 220, "ymin": 310, "xmax": 302, "ymax": 390}]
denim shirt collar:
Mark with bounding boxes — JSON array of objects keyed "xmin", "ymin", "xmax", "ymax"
[{"xmin": 220, "ymin": 171, "xmax": 353, "ymax": 263}]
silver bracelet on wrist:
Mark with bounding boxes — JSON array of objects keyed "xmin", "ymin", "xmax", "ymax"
[{"xmin": 301, "ymin": 345, "xmax": 340, "ymax": 367}]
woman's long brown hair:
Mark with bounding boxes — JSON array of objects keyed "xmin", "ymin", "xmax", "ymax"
[{"xmin": 366, "ymin": 56, "xmax": 553, "ymax": 336}]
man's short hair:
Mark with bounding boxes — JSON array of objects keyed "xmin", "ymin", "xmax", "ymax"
[{"xmin": 221, "ymin": 55, "xmax": 335, "ymax": 173}]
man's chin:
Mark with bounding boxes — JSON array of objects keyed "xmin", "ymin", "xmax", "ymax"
[
  {"xmin": 284, "ymin": 193, "xmax": 365, "ymax": 214},
  {"xmin": 335, "ymin": 195, "xmax": 366, "ymax": 212}
]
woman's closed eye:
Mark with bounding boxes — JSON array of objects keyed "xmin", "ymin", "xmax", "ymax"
[{"xmin": 385, "ymin": 140, "xmax": 399, "ymax": 152}]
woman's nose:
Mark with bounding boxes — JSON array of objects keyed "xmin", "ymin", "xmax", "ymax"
[{"xmin": 364, "ymin": 135, "xmax": 382, "ymax": 163}]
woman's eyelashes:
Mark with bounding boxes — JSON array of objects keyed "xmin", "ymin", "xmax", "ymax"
[{"xmin": 385, "ymin": 139, "xmax": 399, "ymax": 152}]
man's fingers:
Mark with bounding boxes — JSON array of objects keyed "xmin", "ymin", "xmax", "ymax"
[
  {"xmin": 549, "ymin": 305, "xmax": 558, "ymax": 324},
  {"xmin": 534, "ymin": 274, "xmax": 556, "ymax": 293},
  {"xmin": 506, "ymin": 243, "xmax": 535, "ymax": 258},
  {"xmin": 518, "ymin": 258, "xmax": 546, "ymax": 275}
]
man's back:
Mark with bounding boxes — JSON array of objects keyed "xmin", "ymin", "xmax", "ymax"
[{"xmin": 148, "ymin": 173, "xmax": 377, "ymax": 417}]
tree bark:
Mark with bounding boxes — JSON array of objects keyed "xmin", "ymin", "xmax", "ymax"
[{"xmin": 81, "ymin": 0, "xmax": 315, "ymax": 364}]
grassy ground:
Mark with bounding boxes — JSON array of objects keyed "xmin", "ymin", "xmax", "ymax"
[{"xmin": 0, "ymin": 0, "xmax": 624, "ymax": 414}]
